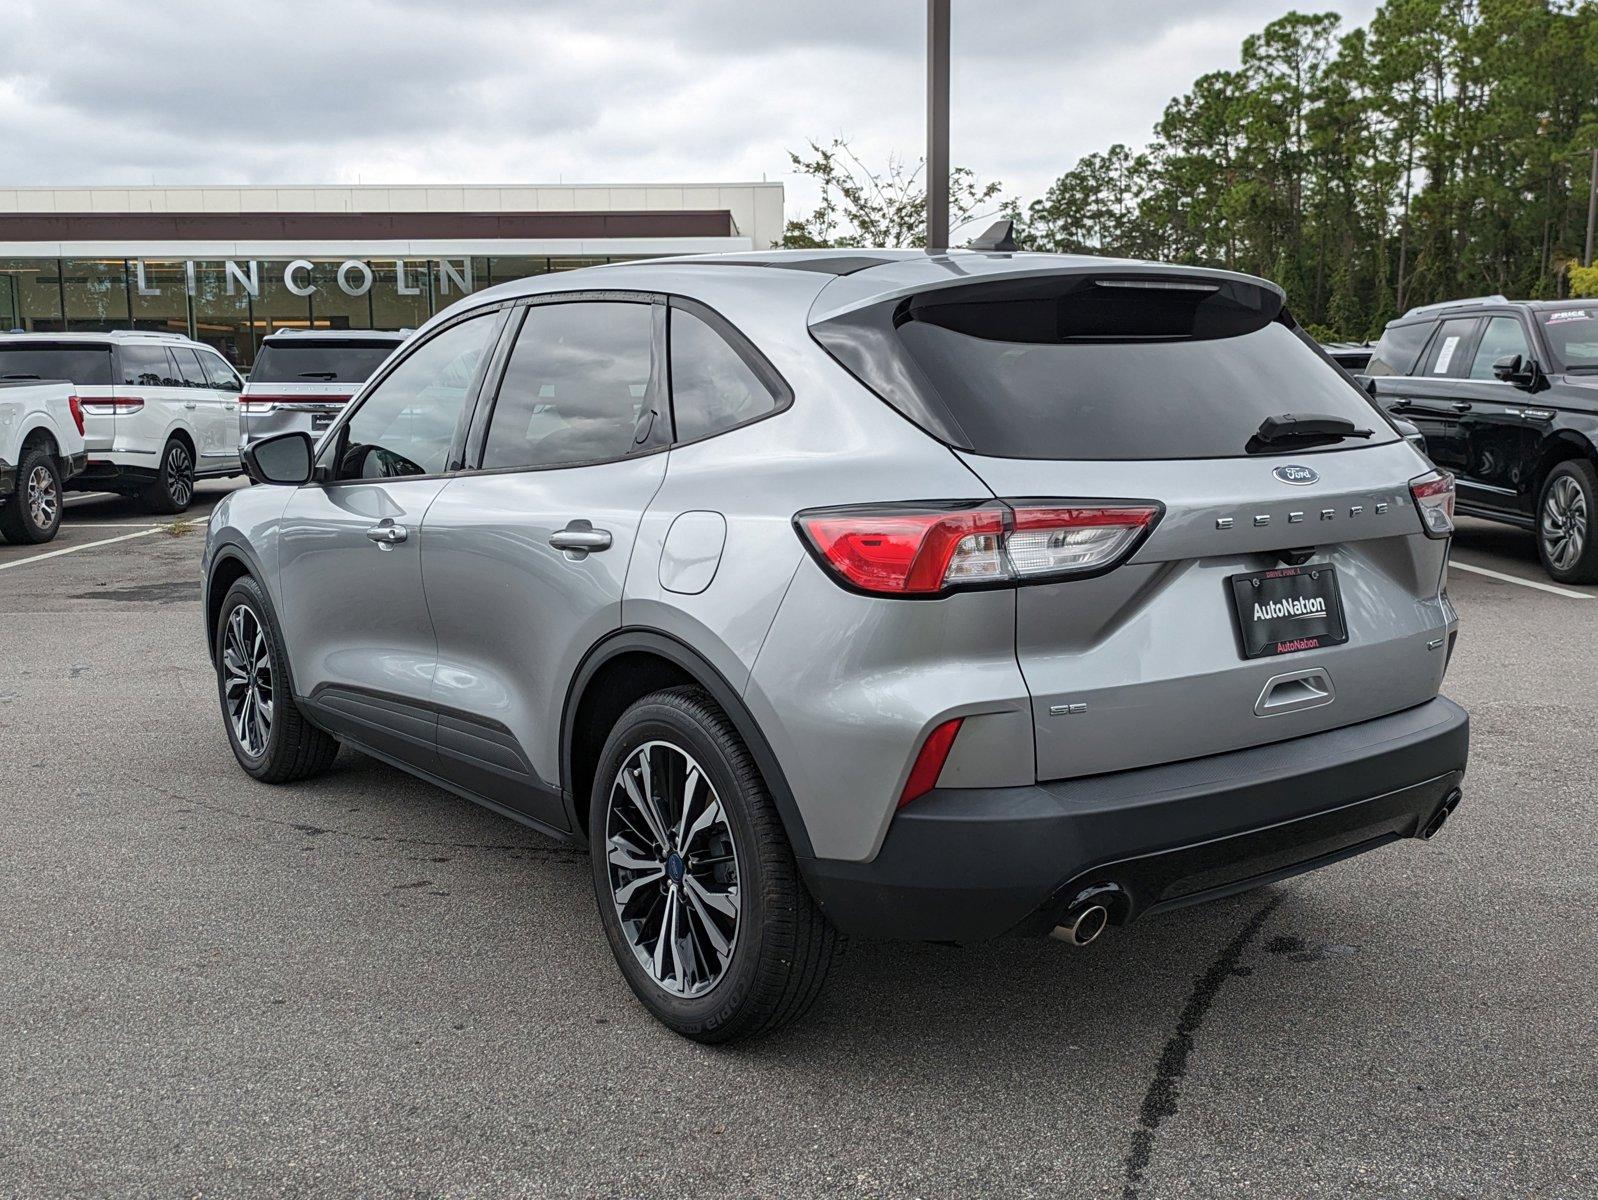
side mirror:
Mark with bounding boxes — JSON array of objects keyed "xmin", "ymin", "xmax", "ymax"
[
  {"xmin": 243, "ymin": 431, "xmax": 314, "ymax": 486},
  {"xmin": 1492, "ymin": 354, "xmax": 1542, "ymax": 390}
]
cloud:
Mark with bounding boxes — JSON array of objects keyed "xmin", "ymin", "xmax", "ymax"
[{"xmin": 0, "ymin": 0, "xmax": 1380, "ymax": 211}]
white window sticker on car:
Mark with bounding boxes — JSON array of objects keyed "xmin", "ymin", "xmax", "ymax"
[{"xmin": 1433, "ymin": 335, "xmax": 1460, "ymax": 373}]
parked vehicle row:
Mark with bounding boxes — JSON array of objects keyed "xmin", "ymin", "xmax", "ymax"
[
  {"xmin": 206, "ymin": 250, "xmax": 1469, "ymax": 1042},
  {"xmin": 0, "ymin": 328, "xmax": 408, "ymax": 517},
  {"xmin": 1361, "ymin": 296, "xmax": 1598, "ymax": 583},
  {"xmin": 0, "ymin": 378, "xmax": 86, "ymax": 543}
]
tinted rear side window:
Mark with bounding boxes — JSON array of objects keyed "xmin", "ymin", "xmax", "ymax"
[
  {"xmin": 251, "ymin": 340, "xmax": 399, "ymax": 384},
  {"xmin": 0, "ymin": 343, "xmax": 113, "ymax": 385},
  {"xmin": 668, "ymin": 306, "xmax": 779, "ymax": 442},
  {"xmin": 814, "ymin": 275, "xmax": 1395, "ymax": 460},
  {"xmin": 1366, "ymin": 321, "xmax": 1433, "ymax": 376}
]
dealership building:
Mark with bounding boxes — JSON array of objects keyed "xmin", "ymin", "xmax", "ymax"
[{"xmin": 0, "ymin": 183, "xmax": 784, "ymax": 367}]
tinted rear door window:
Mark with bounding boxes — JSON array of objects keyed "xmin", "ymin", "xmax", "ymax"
[
  {"xmin": 251, "ymin": 340, "xmax": 399, "ymax": 384},
  {"xmin": 1421, "ymin": 318, "xmax": 1479, "ymax": 377},
  {"xmin": 119, "ymin": 344, "xmax": 179, "ymax": 386},
  {"xmin": 173, "ymin": 348, "xmax": 209, "ymax": 387},
  {"xmin": 0, "ymin": 344, "xmax": 114, "ymax": 385},
  {"xmin": 481, "ymin": 301, "xmax": 654, "ymax": 470}
]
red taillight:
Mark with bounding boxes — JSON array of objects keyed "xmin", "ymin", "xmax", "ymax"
[
  {"xmin": 795, "ymin": 500, "xmax": 1161, "ymax": 597},
  {"xmin": 1409, "ymin": 470, "xmax": 1455, "ymax": 538},
  {"xmin": 67, "ymin": 394, "xmax": 85, "ymax": 436},
  {"xmin": 899, "ymin": 718, "xmax": 964, "ymax": 808},
  {"xmin": 80, "ymin": 396, "xmax": 144, "ymax": 415}
]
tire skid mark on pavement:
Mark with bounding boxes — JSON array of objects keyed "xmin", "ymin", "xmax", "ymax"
[
  {"xmin": 1119, "ymin": 893, "xmax": 1286, "ymax": 1199},
  {"xmin": 129, "ymin": 772, "xmax": 584, "ymax": 861}
]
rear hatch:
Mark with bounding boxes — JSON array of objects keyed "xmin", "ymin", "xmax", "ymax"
[
  {"xmin": 242, "ymin": 337, "xmax": 400, "ymax": 428},
  {"xmin": 0, "ymin": 340, "xmax": 115, "ymax": 450},
  {"xmin": 812, "ymin": 260, "xmax": 1453, "ymax": 781}
]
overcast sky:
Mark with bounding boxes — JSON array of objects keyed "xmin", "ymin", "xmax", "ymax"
[{"xmin": 1, "ymin": 0, "xmax": 1379, "ymax": 219}]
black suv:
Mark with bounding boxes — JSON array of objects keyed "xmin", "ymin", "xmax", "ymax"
[{"xmin": 1364, "ymin": 296, "xmax": 1598, "ymax": 582}]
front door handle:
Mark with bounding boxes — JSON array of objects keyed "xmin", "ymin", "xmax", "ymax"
[
  {"xmin": 365, "ymin": 521, "xmax": 408, "ymax": 548},
  {"xmin": 1451, "ymin": 401, "xmax": 1473, "ymax": 413},
  {"xmin": 549, "ymin": 519, "xmax": 612, "ymax": 557},
  {"xmin": 184, "ymin": 401, "xmax": 198, "ymax": 409}
]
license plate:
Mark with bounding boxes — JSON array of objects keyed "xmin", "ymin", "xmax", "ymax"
[
  {"xmin": 1229, "ymin": 564, "xmax": 1348, "ymax": 659},
  {"xmin": 312, "ymin": 412, "xmax": 333, "ymax": 430}
]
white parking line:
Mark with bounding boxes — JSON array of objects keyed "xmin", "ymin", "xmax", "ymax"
[
  {"xmin": 0, "ymin": 528, "xmax": 159, "ymax": 571},
  {"xmin": 1450, "ymin": 559, "xmax": 1593, "ymax": 599}
]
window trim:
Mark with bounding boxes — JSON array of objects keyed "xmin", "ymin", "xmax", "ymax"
[
  {"xmin": 313, "ymin": 302, "xmax": 513, "ymax": 487},
  {"xmin": 664, "ymin": 296, "xmax": 793, "ymax": 450},
  {"xmin": 462, "ymin": 289, "xmax": 672, "ymax": 478}
]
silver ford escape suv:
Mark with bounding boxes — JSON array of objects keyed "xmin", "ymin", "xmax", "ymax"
[{"xmin": 202, "ymin": 250, "xmax": 1469, "ymax": 1043}]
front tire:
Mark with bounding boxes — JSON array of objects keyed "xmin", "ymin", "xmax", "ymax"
[
  {"xmin": 215, "ymin": 576, "xmax": 340, "ymax": 782},
  {"xmin": 0, "ymin": 446, "xmax": 62, "ymax": 545},
  {"xmin": 1536, "ymin": 460, "xmax": 1598, "ymax": 584},
  {"xmin": 590, "ymin": 686, "xmax": 837, "ymax": 1043},
  {"xmin": 142, "ymin": 437, "xmax": 195, "ymax": 514}
]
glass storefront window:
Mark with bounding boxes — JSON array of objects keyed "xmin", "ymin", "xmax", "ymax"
[
  {"xmin": 369, "ymin": 260, "xmax": 431, "ymax": 332},
  {"xmin": 129, "ymin": 260, "xmax": 189, "ymax": 336},
  {"xmin": 489, "ymin": 256, "xmax": 551, "ymax": 286},
  {"xmin": 61, "ymin": 258, "xmax": 131, "ymax": 331},
  {"xmin": 189, "ymin": 261, "xmax": 252, "ymax": 366},
  {"xmin": 0, "ymin": 259, "xmax": 65, "ymax": 332}
]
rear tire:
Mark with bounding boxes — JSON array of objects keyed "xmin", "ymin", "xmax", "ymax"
[
  {"xmin": 590, "ymin": 686, "xmax": 837, "ymax": 1043},
  {"xmin": 215, "ymin": 576, "xmax": 340, "ymax": 783},
  {"xmin": 1536, "ymin": 460, "xmax": 1598, "ymax": 584},
  {"xmin": 142, "ymin": 437, "xmax": 195, "ymax": 514},
  {"xmin": 0, "ymin": 445, "xmax": 62, "ymax": 545}
]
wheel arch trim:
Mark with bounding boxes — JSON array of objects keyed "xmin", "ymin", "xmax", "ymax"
[{"xmin": 560, "ymin": 627, "xmax": 816, "ymax": 859}]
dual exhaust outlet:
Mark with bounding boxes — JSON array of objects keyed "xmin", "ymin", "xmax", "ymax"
[{"xmin": 1049, "ymin": 785, "xmax": 1466, "ymax": 947}]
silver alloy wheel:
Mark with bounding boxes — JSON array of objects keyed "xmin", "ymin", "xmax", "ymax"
[
  {"xmin": 25, "ymin": 464, "xmax": 58, "ymax": 530},
  {"xmin": 606, "ymin": 740, "xmax": 741, "ymax": 998},
  {"xmin": 223, "ymin": 604, "xmax": 273, "ymax": 758},
  {"xmin": 166, "ymin": 442, "xmax": 194, "ymax": 507},
  {"xmin": 1541, "ymin": 475, "xmax": 1588, "ymax": 573}
]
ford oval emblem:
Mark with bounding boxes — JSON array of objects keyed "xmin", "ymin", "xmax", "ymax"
[{"xmin": 1274, "ymin": 465, "xmax": 1319, "ymax": 486}]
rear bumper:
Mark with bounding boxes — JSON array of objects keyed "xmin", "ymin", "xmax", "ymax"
[{"xmin": 801, "ymin": 696, "xmax": 1469, "ymax": 942}]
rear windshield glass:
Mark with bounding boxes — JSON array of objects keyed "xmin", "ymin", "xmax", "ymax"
[
  {"xmin": 813, "ymin": 276, "xmax": 1395, "ymax": 460},
  {"xmin": 0, "ymin": 343, "xmax": 114, "ymax": 385},
  {"xmin": 1536, "ymin": 307, "xmax": 1598, "ymax": 373},
  {"xmin": 250, "ymin": 340, "xmax": 398, "ymax": 384}
]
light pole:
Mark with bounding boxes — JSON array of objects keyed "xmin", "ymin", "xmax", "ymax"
[{"xmin": 926, "ymin": 0, "xmax": 950, "ymax": 251}]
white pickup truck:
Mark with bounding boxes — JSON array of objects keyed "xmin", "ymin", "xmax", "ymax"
[{"xmin": 0, "ymin": 380, "xmax": 87, "ymax": 544}]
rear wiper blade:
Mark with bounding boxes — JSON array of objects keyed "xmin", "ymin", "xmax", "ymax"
[
  {"xmin": 1, "ymin": 373, "xmax": 42, "ymax": 380},
  {"xmin": 1252, "ymin": 413, "xmax": 1373, "ymax": 443},
  {"xmin": 298, "ymin": 371, "xmax": 339, "ymax": 380}
]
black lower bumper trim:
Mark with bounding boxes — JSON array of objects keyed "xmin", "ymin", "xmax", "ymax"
[{"xmin": 800, "ymin": 697, "xmax": 1469, "ymax": 942}]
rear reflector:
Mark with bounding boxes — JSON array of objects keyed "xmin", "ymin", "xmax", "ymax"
[
  {"xmin": 899, "ymin": 718, "xmax": 964, "ymax": 808},
  {"xmin": 795, "ymin": 500, "xmax": 1161, "ymax": 597},
  {"xmin": 1409, "ymin": 470, "xmax": 1455, "ymax": 538}
]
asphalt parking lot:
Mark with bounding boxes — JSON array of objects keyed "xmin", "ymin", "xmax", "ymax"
[{"xmin": 1, "ymin": 486, "xmax": 1594, "ymax": 1198}]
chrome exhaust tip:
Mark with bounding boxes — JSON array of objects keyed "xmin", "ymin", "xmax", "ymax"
[
  {"xmin": 1420, "ymin": 788, "xmax": 1464, "ymax": 841},
  {"xmin": 1051, "ymin": 903, "xmax": 1109, "ymax": 947}
]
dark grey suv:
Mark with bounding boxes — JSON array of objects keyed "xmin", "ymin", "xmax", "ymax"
[{"xmin": 203, "ymin": 251, "xmax": 1469, "ymax": 1041}]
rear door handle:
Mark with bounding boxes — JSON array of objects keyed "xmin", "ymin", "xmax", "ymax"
[
  {"xmin": 184, "ymin": 401, "xmax": 198, "ymax": 409},
  {"xmin": 549, "ymin": 519, "xmax": 612, "ymax": 557},
  {"xmin": 1451, "ymin": 402, "xmax": 1472, "ymax": 412},
  {"xmin": 365, "ymin": 521, "xmax": 408, "ymax": 548}
]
